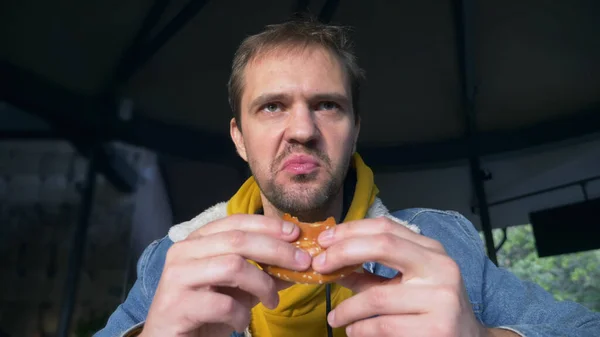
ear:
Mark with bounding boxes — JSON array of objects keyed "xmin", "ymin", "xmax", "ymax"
[{"xmin": 230, "ymin": 118, "xmax": 248, "ymax": 162}]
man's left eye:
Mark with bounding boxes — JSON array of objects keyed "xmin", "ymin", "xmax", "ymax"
[{"xmin": 317, "ymin": 101, "xmax": 339, "ymax": 110}]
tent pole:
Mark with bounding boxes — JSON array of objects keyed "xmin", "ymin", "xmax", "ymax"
[
  {"xmin": 112, "ymin": 0, "xmax": 210, "ymax": 86},
  {"xmin": 454, "ymin": 0, "xmax": 498, "ymax": 264},
  {"xmin": 57, "ymin": 147, "xmax": 98, "ymax": 337}
]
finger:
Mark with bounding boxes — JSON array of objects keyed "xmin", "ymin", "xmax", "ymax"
[
  {"xmin": 162, "ymin": 254, "xmax": 280, "ymax": 309},
  {"xmin": 328, "ymin": 283, "xmax": 432, "ymax": 328},
  {"xmin": 148, "ymin": 290, "xmax": 250, "ymax": 334},
  {"xmin": 273, "ymin": 278, "xmax": 297, "ymax": 292},
  {"xmin": 345, "ymin": 315, "xmax": 426, "ymax": 337},
  {"xmin": 189, "ymin": 214, "xmax": 300, "ymax": 241},
  {"xmin": 313, "ymin": 234, "xmax": 429, "ymax": 279},
  {"xmin": 335, "ymin": 272, "xmax": 394, "ymax": 294},
  {"xmin": 318, "ymin": 217, "xmax": 444, "ymax": 253},
  {"xmin": 185, "ymin": 291, "xmax": 251, "ymax": 333},
  {"xmin": 168, "ymin": 230, "xmax": 312, "ymax": 271}
]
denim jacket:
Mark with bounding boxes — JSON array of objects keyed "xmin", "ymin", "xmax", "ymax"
[{"xmin": 94, "ymin": 205, "xmax": 600, "ymax": 337}]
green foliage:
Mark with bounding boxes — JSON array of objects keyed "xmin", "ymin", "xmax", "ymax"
[{"xmin": 490, "ymin": 225, "xmax": 600, "ymax": 312}]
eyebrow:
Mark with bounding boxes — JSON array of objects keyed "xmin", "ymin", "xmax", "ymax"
[
  {"xmin": 249, "ymin": 93, "xmax": 289, "ymax": 111},
  {"xmin": 249, "ymin": 92, "xmax": 350, "ymax": 110},
  {"xmin": 310, "ymin": 93, "xmax": 350, "ymax": 108}
]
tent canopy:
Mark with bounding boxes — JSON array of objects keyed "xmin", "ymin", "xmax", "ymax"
[{"xmin": 2, "ymin": 0, "xmax": 599, "ymax": 172}]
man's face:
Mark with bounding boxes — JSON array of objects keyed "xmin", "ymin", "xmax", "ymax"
[{"xmin": 230, "ymin": 45, "xmax": 360, "ymax": 217}]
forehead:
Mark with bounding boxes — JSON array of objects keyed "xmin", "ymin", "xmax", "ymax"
[{"xmin": 241, "ymin": 45, "xmax": 349, "ymax": 106}]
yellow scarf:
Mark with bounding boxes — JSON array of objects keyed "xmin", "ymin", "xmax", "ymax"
[{"xmin": 227, "ymin": 153, "xmax": 379, "ymax": 337}]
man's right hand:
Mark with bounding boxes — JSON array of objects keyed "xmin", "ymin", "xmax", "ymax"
[{"xmin": 139, "ymin": 214, "xmax": 312, "ymax": 337}]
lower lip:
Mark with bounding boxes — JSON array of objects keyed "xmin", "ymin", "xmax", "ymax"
[{"xmin": 283, "ymin": 163, "xmax": 318, "ymax": 174}]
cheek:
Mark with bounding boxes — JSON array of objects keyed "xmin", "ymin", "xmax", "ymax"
[
  {"xmin": 327, "ymin": 129, "xmax": 356, "ymax": 159},
  {"xmin": 245, "ymin": 133, "xmax": 278, "ymax": 164}
]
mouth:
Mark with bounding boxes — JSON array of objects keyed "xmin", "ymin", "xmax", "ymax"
[{"xmin": 281, "ymin": 154, "xmax": 320, "ymax": 175}]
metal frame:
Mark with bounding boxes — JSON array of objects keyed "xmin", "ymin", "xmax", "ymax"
[
  {"xmin": 474, "ymin": 175, "xmax": 600, "ymax": 210},
  {"xmin": 359, "ymin": 105, "xmax": 600, "ymax": 172},
  {"xmin": 0, "ymin": 60, "xmax": 239, "ymax": 166},
  {"xmin": 0, "ymin": 61, "xmax": 138, "ymax": 193},
  {"xmin": 0, "ymin": 130, "xmax": 60, "ymax": 140},
  {"xmin": 57, "ymin": 147, "xmax": 98, "ymax": 337},
  {"xmin": 110, "ymin": 0, "xmax": 210, "ymax": 90},
  {"xmin": 107, "ymin": 0, "xmax": 172, "ymax": 91},
  {"xmin": 453, "ymin": 0, "xmax": 497, "ymax": 264}
]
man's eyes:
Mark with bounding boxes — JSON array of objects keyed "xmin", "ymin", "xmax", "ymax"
[{"xmin": 260, "ymin": 101, "xmax": 342, "ymax": 114}]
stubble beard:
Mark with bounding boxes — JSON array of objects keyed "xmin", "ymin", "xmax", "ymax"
[
  {"xmin": 250, "ymin": 149, "xmax": 352, "ymax": 221},
  {"xmin": 266, "ymin": 170, "xmax": 340, "ymax": 216}
]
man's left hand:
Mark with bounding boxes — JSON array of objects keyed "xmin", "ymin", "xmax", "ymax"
[{"xmin": 311, "ymin": 216, "xmax": 515, "ymax": 337}]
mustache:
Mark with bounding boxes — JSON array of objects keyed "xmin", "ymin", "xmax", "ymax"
[{"xmin": 272, "ymin": 145, "xmax": 331, "ymax": 170}]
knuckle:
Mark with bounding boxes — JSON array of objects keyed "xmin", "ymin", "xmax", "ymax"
[
  {"xmin": 430, "ymin": 320, "xmax": 453, "ymax": 336},
  {"xmin": 429, "ymin": 239, "xmax": 446, "ymax": 253},
  {"xmin": 273, "ymin": 240, "xmax": 295, "ymax": 261},
  {"xmin": 162, "ymin": 263, "xmax": 183, "ymax": 284},
  {"xmin": 335, "ymin": 242, "xmax": 353, "ymax": 264},
  {"xmin": 375, "ymin": 233, "xmax": 397, "ymax": 253},
  {"xmin": 437, "ymin": 284, "xmax": 460, "ymax": 307},
  {"xmin": 438, "ymin": 255, "xmax": 460, "ymax": 278},
  {"xmin": 374, "ymin": 318, "xmax": 394, "ymax": 335},
  {"xmin": 226, "ymin": 230, "xmax": 247, "ymax": 250},
  {"xmin": 367, "ymin": 287, "xmax": 389, "ymax": 311},
  {"xmin": 223, "ymin": 254, "xmax": 247, "ymax": 274},
  {"xmin": 376, "ymin": 217, "xmax": 396, "ymax": 233},
  {"xmin": 215, "ymin": 295, "xmax": 237, "ymax": 317},
  {"xmin": 165, "ymin": 241, "xmax": 185, "ymax": 264}
]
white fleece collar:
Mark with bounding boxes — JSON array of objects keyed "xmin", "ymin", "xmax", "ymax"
[{"xmin": 168, "ymin": 197, "xmax": 420, "ymax": 242}]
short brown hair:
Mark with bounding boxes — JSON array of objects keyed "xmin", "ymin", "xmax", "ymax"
[{"xmin": 227, "ymin": 17, "xmax": 365, "ymax": 128}]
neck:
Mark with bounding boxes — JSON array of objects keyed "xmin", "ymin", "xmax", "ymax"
[{"xmin": 261, "ymin": 191, "xmax": 344, "ymax": 223}]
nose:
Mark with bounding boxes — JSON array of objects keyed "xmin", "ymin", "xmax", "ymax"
[{"xmin": 284, "ymin": 104, "xmax": 319, "ymax": 144}]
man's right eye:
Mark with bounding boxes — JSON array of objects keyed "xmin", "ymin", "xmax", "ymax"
[{"xmin": 263, "ymin": 103, "xmax": 281, "ymax": 113}]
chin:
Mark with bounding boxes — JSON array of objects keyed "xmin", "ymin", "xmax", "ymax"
[{"xmin": 290, "ymin": 175, "xmax": 319, "ymax": 184}]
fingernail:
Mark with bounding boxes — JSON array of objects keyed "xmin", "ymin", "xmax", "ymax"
[
  {"xmin": 346, "ymin": 325, "xmax": 353, "ymax": 335},
  {"xmin": 313, "ymin": 252, "xmax": 326, "ymax": 266},
  {"xmin": 282, "ymin": 221, "xmax": 295, "ymax": 234},
  {"xmin": 295, "ymin": 249, "xmax": 311, "ymax": 265},
  {"xmin": 319, "ymin": 228, "xmax": 334, "ymax": 242}
]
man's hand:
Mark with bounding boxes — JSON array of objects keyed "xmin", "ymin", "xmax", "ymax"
[
  {"xmin": 140, "ymin": 214, "xmax": 311, "ymax": 337},
  {"xmin": 312, "ymin": 216, "xmax": 518, "ymax": 337}
]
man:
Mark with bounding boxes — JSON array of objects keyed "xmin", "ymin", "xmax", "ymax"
[{"xmin": 96, "ymin": 18, "xmax": 600, "ymax": 337}]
